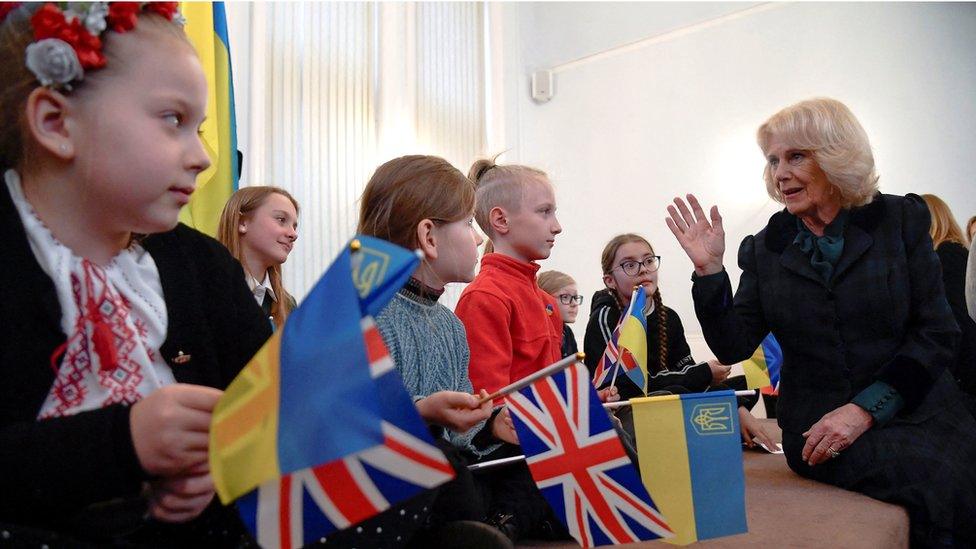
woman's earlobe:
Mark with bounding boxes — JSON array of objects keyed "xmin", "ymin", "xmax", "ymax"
[{"xmin": 238, "ymin": 223, "xmax": 247, "ymax": 234}]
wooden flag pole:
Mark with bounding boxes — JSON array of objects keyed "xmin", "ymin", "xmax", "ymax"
[
  {"xmin": 476, "ymin": 352, "xmax": 585, "ymax": 405},
  {"xmin": 602, "ymin": 389, "xmax": 757, "ymax": 409}
]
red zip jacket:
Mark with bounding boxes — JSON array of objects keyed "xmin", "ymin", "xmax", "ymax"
[{"xmin": 455, "ymin": 253, "xmax": 563, "ymax": 399}]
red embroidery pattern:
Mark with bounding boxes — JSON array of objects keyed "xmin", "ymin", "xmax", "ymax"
[{"xmin": 41, "ymin": 260, "xmax": 150, "ymax": 419}]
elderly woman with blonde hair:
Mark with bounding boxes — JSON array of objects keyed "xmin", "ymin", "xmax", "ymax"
[{"xmin": 667, "ymin": 97, "xmax": 976, "ymax": 546}]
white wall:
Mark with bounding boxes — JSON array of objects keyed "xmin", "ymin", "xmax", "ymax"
[{"xmin": 500, "ymin": 2, "xmax": 976, "ymax": 360}]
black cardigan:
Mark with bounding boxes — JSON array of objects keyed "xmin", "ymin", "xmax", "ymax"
[
  {"xmin": 936, "ymin": 241, "xmax": 976, "ymax": 395},
  {"xmin": 0, "ymin": 181, "xmax": 272, "ymax": 537},
  {"xmin": 583, "ymin": 289, "xmax": 711, "ymax": 399}
]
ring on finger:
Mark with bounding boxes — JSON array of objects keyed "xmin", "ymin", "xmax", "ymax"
[{"xmin": 827, "ymin": 446, "xmax": 841, "ymax": 459}]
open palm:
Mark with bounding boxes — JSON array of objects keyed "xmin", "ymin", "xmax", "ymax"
[{"xmin": 665, "ymin": 194, "xmax": 726, "ymax": 275}]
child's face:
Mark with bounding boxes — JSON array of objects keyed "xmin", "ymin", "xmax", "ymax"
[
  {"xmin": 505, "ymin": 178, "xmax": 562, "ymax": 262},
  {"xmin": 70, "ymin": 28, "xmax": 210, "ymax": 236},
  {"xmin": 430, "ymin": 215, "xmax": 483, "ymax": 284},
  {"xmin": 240, "ymin": 193, "xmax": 299, "ymax": 271},
  {"xmin": 553, "ymin": 283, "xmax": 580, "ymax": 324},
  {"xmin": 603, "ymin": 241, "xmax": 658, "ymax": 303}
]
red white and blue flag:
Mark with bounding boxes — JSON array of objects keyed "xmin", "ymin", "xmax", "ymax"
[
  {"xmin": 592, "ymin": 286, "xmax": 648, "ymax": 390},
  {"xmin": 506, "ymin": 362, "xmax": 673, "ymax": 547},
  {"xmin": 591, "ymin": 323, "xmax": 621, "ymax": 389},
  {"xmin": 236, "ymin": 317, "xmax": 455, "ymax": 549}
]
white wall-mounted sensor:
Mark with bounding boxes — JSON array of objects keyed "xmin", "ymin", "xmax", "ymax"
[{"xmin": 531, "ymin": 70, "xmax": 554, "ymax": 103}]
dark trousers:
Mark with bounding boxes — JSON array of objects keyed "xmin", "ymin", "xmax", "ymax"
[{"xmin": 473, "ymin": 443, "xmax": 569, "ymax": 540}]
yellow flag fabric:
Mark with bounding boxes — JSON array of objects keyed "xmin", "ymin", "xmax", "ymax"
[
  {"xmin": 179, "ymin": 2, "xmax": 237, "ymax": 236},
  {"xmin": 632, "ymin": 392, "xmax": 748, "ymax": 545},
  {"xmin": 742, "ymin": 343, "xmax": 771, "ymax": 389},
  {"xmin": 210, "ymin": 331, "xmax": 283, "ymax": 501}
]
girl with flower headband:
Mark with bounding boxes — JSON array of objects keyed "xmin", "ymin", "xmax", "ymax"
[{"xmin": 0, "ymin": 3, "xmax": 270, "ymax": 545}]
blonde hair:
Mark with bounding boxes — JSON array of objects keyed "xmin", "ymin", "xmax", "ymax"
[
  {"xmin": 0, "ymin": 8, "xmax": 190, "ymax": 170},
  {"xmin": 757, "ymin": 98, "xmax": 879, "ymax": 209},
  {"xmin": 468, "ymin": 154, "xmax": 548, "ymax": 251},
  {"xmin": 537, "ymin": 271, "xmax": 576, "ymax": 296},
  {"xmin": 358, "ymin": 155, "xmax": 475, "ymax": 250},
  {"xmin": 921, "ymin": 193, "xmax": 966, "ymax": 249},
  {"xmin": 217, "ymin": 186, "xmax": 300, "ymax": 329},
  {"xmin": 600, "ymin": 233, "xmax": 668, "ymax": 374}
]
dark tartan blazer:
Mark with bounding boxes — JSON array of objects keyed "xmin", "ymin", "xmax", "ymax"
[
  {"xmin": 692, "ymin": 193, "xmax": 961, "ymax": 435},
  {"xmin": 0, "ymin": 180, "xmax": 272, "ymax": 536}
]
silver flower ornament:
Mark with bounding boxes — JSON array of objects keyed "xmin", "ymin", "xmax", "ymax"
[
  {"xmin": 25, "ymin": 38, "xmax": 85, "ymax": 88},
  {"xmin": 84, "ymin": 3, "xmax": 109, "ymax": 35}
]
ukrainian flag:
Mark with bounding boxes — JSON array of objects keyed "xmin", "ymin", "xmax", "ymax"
[
  {"xmin": 179, "ymin": 2, "xmax": 238, "ymax": 237},
  {"xmin": 632, "ymin": 390, "xmax": 747, "ymax": 545},
  {"xmin": 741, "ymin": 333, "xmax": 782, "ymax": 392},
  {"xmin": 209, "ymin": 237, "xmax": 421, "ymax": 503},
  {"xmin": 617, "ymin": 286, "xmax": 649, "ymax": 391}
]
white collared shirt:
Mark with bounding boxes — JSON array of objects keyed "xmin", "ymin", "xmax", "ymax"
[{"xmin": 246, "ymin": 271, "xmax": 276, "ymax": 307}]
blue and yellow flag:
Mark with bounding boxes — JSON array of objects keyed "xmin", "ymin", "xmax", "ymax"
[
  {"xmin": 741, "ymin": 333, "xmax": 782, "ymax": 393},
  {"xmin": 616, "ymin": 286, "xmax": 649, "ymax": 391},
  {"xmin": 632, "ymin": 390, "xmax": 747, "ymax": 545},
  {"xmin": 209, "ymin": 236, "xmax": 420, "ymax": 503},
  {"xmin": 179, "ymin": 2, "xmax": 238, "ymax": 236}
]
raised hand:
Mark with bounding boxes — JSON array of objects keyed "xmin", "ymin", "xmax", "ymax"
[{"xmin": 665, "ymin": 194, "xmax": 726, "ymax": 276}]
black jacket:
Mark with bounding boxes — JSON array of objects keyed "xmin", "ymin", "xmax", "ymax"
[
  {"xmin": 0, "ymin": 181, "xmax": 272, "ymax": 539},
  {"xmin": 583, "ymin": 289, "xmax": 711, "ymax": 399},
  {"xmin": 935, "ymin": 241, "xmax": 976, "ymax": 395},
  {"xmin": 693, "ymin": 193, "xmax": 961, "ymax": 435}
]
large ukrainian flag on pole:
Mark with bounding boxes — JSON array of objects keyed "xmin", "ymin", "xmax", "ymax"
[
  {"xmin": 209, "ymin": 237, "xmax": 421, "ymax": 503},
  {"xmin": 179, "ymin": 2, "xmax": 238, "ymax": 236},
  {"xmin": 632, "ymin": 390, "xmax": 747, "ymax": 545}
]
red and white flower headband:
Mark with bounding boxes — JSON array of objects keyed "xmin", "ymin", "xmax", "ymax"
[{"xmin": 1, "ymin": 2, "xmax": 184, "ymax": 90}]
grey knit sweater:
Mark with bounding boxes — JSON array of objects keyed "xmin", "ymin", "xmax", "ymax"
[{"xmin": 375, "ymin": 285, "xmax": 497, "ymax": 456}]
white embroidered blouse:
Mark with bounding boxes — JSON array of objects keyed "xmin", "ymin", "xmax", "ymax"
[{"xmin": 5, "ymin": 170, "xmax": 175, "ymax": 419}]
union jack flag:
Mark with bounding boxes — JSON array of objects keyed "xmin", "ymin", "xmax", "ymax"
[
  {"xmin": 237, "ymin": 317, "xmax": 456, "ymax": 549},
  {"xmin": 591, "ymin": 324, "xmax": 620, "ymax": 389},
  {"xmin": 592, "ymin": 287, "xmax": 647, "ymax": 390},
  {"xmin": 506, "ymin": 362, "xmax": 673, "ymax": 547}
]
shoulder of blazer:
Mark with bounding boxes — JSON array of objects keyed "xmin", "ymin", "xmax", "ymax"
[
  {"xmin": 763, "ymin": 192, "xmax": 888, "ymax": 254},
  {"xmin": 0, "ymin": 179, "xmax": 62, "ymax": 328}
]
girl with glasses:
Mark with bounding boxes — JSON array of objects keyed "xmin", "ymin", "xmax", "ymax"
[
  {"xmin": 583, "ymin": 234, "xmax": 775, "ymax": 449},
  {"xmin": 537, "ymin": 270, "xmax": 583, "ymax": 358}
]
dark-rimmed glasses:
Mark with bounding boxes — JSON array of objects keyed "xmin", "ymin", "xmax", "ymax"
[
  {"xmin": 557, "ymin": 294, "xmax": 584, "ymax": 305},
  {"xmin": 612, "ymin": 256, "xmax": 661, "ymax": 277}
]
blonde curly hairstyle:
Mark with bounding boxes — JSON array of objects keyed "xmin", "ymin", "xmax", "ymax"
[{"xmin": 757, "ymin": 98, "xmax": 879, "ymax": 208}]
